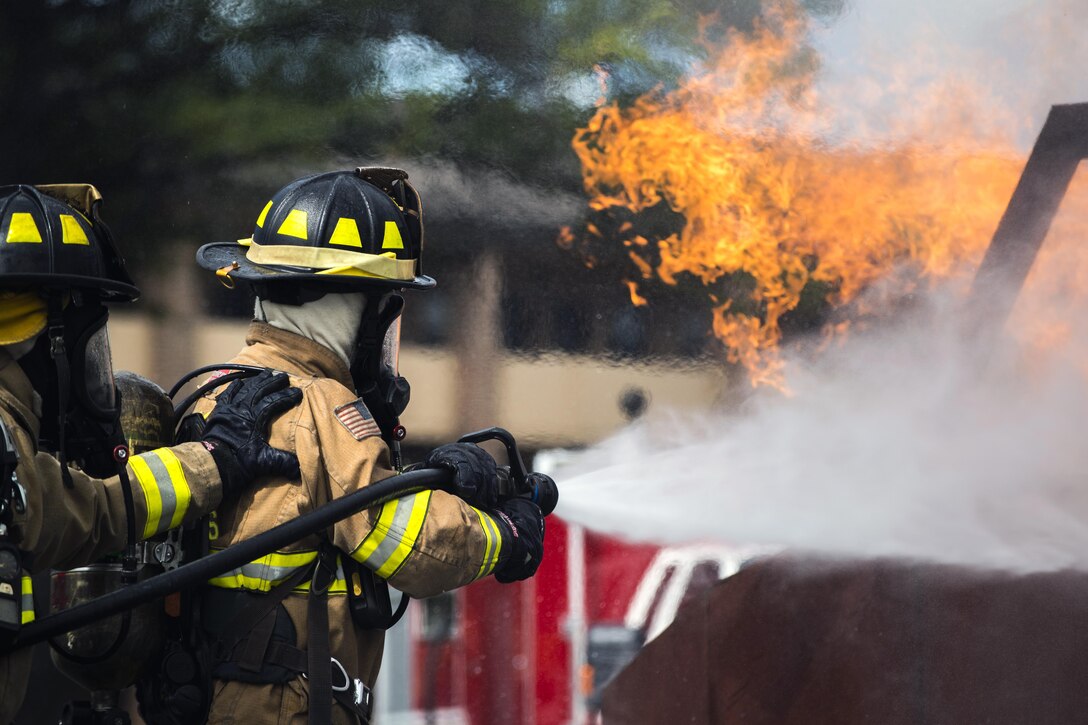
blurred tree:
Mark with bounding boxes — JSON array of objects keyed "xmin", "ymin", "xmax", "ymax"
[
  {"xmin": 0, "ymin": 0, "xmax": 843, "ymax": 360},
  {"xmin": 0, "ymin": 0, "xmax": 732, "ymax": 260}
]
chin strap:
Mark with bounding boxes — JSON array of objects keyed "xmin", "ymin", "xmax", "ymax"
[{"xmin": 45, "ymin": 294, "xmax": 73, "ymax": 489}]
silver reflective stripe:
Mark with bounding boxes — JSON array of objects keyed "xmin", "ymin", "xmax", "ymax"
[
  {"xmin": 142, "ymin": 452, "xmax": 178, "ymax": 527},
  {"xmin": 208, "ymin": 551, "xmax": 348, "ymax": 593},
  {"xmin": 471, "ymin": 508, "xmax": 503, "ymax": 579},
  {"xmin": 238, "ymin": 560, "xmax": 303, "ymax": 583},
  {"xmin": 20, "ymin": 576, "xmax": 33, "ymax": 624},
  {"xmin": 365, "ymin": 497, "xmax": 416, "ymax": 573},
  {"xmin": 480, "ymin": 512, "xmax": 501, "ymax": 573}
]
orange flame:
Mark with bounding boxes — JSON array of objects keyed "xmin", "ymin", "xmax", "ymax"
[
  {"xmin": 624, "ymin": 279, "xmax": 649, "ymax": 307},
  {"xmin": 568, "ymin": 3, "xmax": 1035, "ymax": 388}
]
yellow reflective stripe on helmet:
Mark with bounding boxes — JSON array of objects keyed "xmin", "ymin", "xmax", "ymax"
[
  {"xmin": 328, "ymin": 218, "xmax": 363, "ymax": 248},
  {"xmin": 206, "ymin": 548, "xmax": 348, "ymax": 594},
  {"xmin": 350, "ymin": 490, "xmax": 432, "ymax": 579},
  {"xmin": 129, "ymin": 449, "xmax": 192, "ymax": 539},
  {"xmin": 381, "ymin": 220, "xmax": 404, "ymax": 250},
  {"xmin": 6, "ymin": 213, "xmax": 42, "ymax": 243},
  {"xmin": 20, "ymin": 575, "xmax": 33, "ymax": 624},
  {"xmin": 59, "ymin": 215, "xmax": 89, "ymax": 245},
  {"xmin": 277, "ymin": 209, "xmax": 309, "ymax": 239},
  {"xmin": 255, "ymin": 200, "xmax": 273, "ymax": 228},
  {"xmin": 242, "ymin": 239, "xmax": 417, "ymax": 281},
  {"xmin": 471, "ymin": 508, "xmax": 503, "ymax": 579}
]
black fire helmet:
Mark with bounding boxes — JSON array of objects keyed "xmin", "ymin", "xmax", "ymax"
[
  {"xmin": 197, "ymin": 167, "xmax": 433, "ymax": 300},
  {"xmin": 0, "ymin": 184, "xmax": 139, "ymax": 301}
]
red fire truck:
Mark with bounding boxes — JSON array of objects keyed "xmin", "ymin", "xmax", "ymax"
[{"xmin": 400, "ymin": 502, "xmax": 760, "ymax": 724}]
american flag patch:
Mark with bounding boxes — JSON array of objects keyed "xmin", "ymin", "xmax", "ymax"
[
  {"xmin": 334, "ymin": 400, "xmax": 381, "ymax": 441},
  {"xmin": 203, "ymin": 369, "xmax": 231, "ymax": 385}
]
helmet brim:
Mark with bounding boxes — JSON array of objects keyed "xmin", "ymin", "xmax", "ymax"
[
  {"xmin": 0, "ymin": 273, "xmax": 139, "ymax": 302},
  {"xmin": 196, "ymin": 242, "xmax": 436, "ymax": 291}
]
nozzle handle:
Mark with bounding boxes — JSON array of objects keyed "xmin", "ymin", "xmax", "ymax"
[
  {"xmin": 459, "ymin": 427, "xmax": 559, "ymax": 516},
  {"xmin": 458, "ymin": 427, "xmax": 527, "ymax": 480}
]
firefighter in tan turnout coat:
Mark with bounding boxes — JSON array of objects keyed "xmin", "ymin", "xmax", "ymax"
[
  {"xmin": 0, "ymin": 184, "xmax": 302, "ymax": 722},
  {"xmin": 194, "ymin": 168, "xmax": 545, "ymax": 724}
]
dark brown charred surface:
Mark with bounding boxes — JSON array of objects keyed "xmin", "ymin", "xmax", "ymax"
[{"xmin": 601, "ymin": 557, "xmax": 1088, "ymax": 724}]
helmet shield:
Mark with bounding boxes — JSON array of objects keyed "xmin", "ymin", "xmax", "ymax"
[
  {"xmin": 196, "ymin": 168, "xmax": 434, "ymax": 292},
  {"xmin": 73, "ymin": 314, "xmax": 117, "ymax": 421},
  {"xmin": 382, "ymin": 315, "xmax": 401, "ymax": 377},
  {"xmin": 22, "ymin": 298, "xmax": 122, "ymax": 474}
]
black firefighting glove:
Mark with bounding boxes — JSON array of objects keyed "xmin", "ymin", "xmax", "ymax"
[
  {"xmin": 492, "ymin": 497, "xmax": 545, "ymax": 584},
  {"xmin": 201, "ymin": 370, "xmax": 303, "ymax": 499},
  {"xmin": 424, "ymin": 442, "xmax": 500, "ymax": 509}
]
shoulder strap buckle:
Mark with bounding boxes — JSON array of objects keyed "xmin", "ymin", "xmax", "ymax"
[{"xmin": 310, "ymin": 543, "xmax": 339, "ymax": 597}]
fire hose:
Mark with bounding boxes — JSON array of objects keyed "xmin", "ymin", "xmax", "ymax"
[{"xmin": 14, "ymin": 439, "xmax": 558, "ymax": 650}]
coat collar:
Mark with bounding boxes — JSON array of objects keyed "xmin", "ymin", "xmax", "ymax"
[{"xmin": 238, "ymin": 322, "xmax": 355, "ymax": 388}]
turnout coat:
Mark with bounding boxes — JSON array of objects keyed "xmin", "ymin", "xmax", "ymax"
[
  {"xmin": 0, "ymin": 348, "xmax": 223, "ymax": 722},
  {"xmin": 197, "ymin": 323, "xmax": 505, "ymax": 724}
]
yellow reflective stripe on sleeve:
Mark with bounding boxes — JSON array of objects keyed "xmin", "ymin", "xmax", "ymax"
[
  {"xmin": 20, "ymin": 575, "xmax": 33, "ymax": 624},
  {"xmin": 160, "ymin": 450, "xmax": 191, "ymax": 530},
  {"xmin": 350, "ymin": 491, "xmax": 432, "ymax": 579},
  {"xmin": 351, "ymin": 500, "xmax": 396, "ymax": 562},
  {"xmin": 128, "ymin": 455, "xmax": 161, "ymax": 538},
  {"xmin": 471, "ymin": 508, "xmax": 503, "ymax": 579},
  {"xmin": 129, "ymin": 449, "xmax": 193, "ymax": 539}
]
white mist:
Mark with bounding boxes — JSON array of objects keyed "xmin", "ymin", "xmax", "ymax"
[{"xmin": 553, "ymin": 286, "xmax": 1088, "ymax": 573}]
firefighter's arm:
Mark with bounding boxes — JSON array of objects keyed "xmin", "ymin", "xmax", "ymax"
[
  {"xmin": 349, "ymin": 485, "xmax": 506, "ymax": 598},
  {"xmin": 307, "ymin": 390, "xmax": 504, "ymax": 598},
  {"xmin": 10, "ymin": 372, "xmax": 301, "ymax": 572},
  {"xmin": 15, "ymin": 439, "xmax": 221, "ymax": 572},
  {"xmin": 353, "ymin": 474, "xmax": 544, "ymax": 593}
]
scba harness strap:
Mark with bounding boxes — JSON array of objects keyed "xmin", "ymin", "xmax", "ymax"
[
  {"xmin": 0, "ymin": 417, "xmax": 28, "ymax": 648},
  {"xmin": 203, "ymin": 542, "xmax": 373, "ymax": 724},
  {"xmin": 169, "ymin": 362, "xmax": 401, "ymax": 723}
]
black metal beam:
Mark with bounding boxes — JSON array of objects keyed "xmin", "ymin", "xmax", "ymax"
[{"xmin": 969, "ymin": 102, "xmax": 1088, "ymax": 329}]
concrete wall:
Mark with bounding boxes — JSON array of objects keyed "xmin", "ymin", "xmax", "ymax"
[{"xmin": 108, "ymin": 313, "xmax": 732, "ymax": 448}]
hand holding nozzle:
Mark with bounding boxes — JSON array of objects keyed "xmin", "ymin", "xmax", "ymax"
[
  {"xmin": 423, "ymin": 442, "xmax": 500, "ymax": 509},
  {"xmin": 456, "ymin": 427, "xmax": 559, "ymax": 515},
  {"xmin": 498, "ymin": 470, "xmax": 558, "ymax": 517},
  {"xmin": 429, "ymin": 427, "xmax": 556, "ymax": 583}
]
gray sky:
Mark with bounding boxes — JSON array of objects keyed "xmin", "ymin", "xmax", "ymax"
[{"xmin": 811, "ymin": 0, "xmax": 1088, "ymax": 149}]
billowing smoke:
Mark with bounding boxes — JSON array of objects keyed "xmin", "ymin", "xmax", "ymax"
[
  {"xmin": 813, "ymin": 0, "xmax": 1088, "ymax": 150},
  {"xmin": 553, "ymin": 280, "xmax": 1088, "ymax": 572},
  {"xmin": 552, "ymin": 0, "xmax": 1088, "ymax": 573}
]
